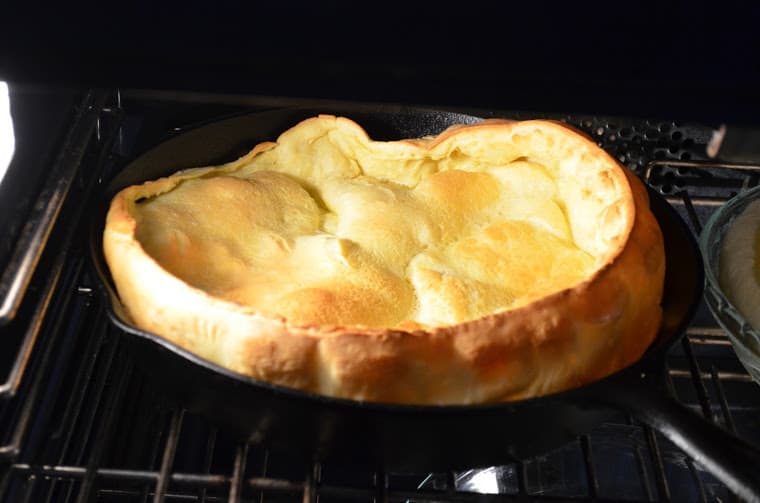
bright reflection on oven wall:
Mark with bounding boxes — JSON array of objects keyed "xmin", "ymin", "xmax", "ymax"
[{"xmin": 0, "ymin": 81, "xmax": 14, "ymax": 187}]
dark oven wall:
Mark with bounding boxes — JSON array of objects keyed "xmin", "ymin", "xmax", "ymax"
[{"xmin": 1, "ymin": 2, "xmax": 759, "ymax": 123}]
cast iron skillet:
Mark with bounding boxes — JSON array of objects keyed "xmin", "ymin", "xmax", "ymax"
[{"xmin": 89, "ymin": 105, "xmax": 760, "ymax": 501}]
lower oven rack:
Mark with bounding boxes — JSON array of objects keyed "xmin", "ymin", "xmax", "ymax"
[{"xmin": 1, "ymin": 90, "xmax": 759, "ymax": 502}]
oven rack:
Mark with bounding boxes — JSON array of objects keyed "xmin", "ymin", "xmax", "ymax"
[{"xmin": 0, "ymin": 90, "xmax": 759, "ymax": 502}]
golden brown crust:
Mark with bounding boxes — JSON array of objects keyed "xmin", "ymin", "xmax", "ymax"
[{"xmin": 103, "ymin": 116, "xmax": 665, "ymax": 404}]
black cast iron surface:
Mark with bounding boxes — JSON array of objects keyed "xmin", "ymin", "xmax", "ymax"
[{"xmin": 1, "ymin": 89, "xmax": 760, "ymax": 502}]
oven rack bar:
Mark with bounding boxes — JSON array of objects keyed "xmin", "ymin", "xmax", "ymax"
[
  {"xmin": 0, "ymin": 89, "xmax": 125, "ymax": 483},
  {"xmin": 0, "ymin": 92, "xmax": 123, "ymax": 400},
  {"xmin": 0, "ymin": 90, "xmax": 108, "ymax": 325},
  {"xmin": 5, "ymin": 463, "xmax": 668, "ymax": 503}
]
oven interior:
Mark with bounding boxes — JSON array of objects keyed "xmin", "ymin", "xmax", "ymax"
[{"xmin": 1, "ymin": 86, "xmax": 759, "ymax": 502}]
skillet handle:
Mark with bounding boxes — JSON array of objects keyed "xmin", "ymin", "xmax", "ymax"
[{"xmin": 601, "ymin": 372, "xmax": 760, "ymax": 503}]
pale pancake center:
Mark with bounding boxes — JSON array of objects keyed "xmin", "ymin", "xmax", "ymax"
[{"xmin": 132, "ymin": 120, "xmax": 613, "ymax": 329}]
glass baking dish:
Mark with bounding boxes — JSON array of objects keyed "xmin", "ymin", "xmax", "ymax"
[{"xmin": 700, "ymin": 184, "xmax": 760, "ymax": 384}]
